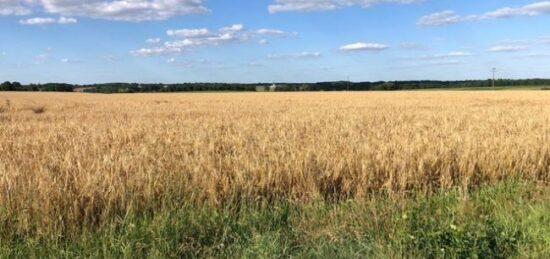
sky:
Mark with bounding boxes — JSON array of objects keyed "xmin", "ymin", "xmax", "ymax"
[{"xmin": 1, "ymin": 0, "xmax": 550, "ymax": 84}]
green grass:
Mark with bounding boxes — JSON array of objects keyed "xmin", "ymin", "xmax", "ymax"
[{"xmin": 1, "ymin": 182, "xmax": 548, "ymax": 258}]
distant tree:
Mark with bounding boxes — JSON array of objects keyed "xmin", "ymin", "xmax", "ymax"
[
  {"xmin": 12, "ymin": 82, "xmax": 22, "ymax": 90},
  {"xmin": 0, "ymin": 81, "xmax": 14, "ymax": 91}
]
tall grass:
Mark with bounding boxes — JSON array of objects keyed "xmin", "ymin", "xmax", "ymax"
[
  {"xmin": 1, "ymin": 182, "xmax": 548, "ymax": 258},
  {"xmin": 0, "ymin": 91, "xmax": 549, "ymax": 255}
]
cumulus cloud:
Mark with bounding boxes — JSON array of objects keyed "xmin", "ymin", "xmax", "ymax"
[
  {"xmin": 19, "ymin": 16, "xmax": 77, "ymax": 25},
  {"xmin": 167, "ymin": 28, "xmax": 211, "ymax": 38},
  {"xmin": 220, "ymin": 24, "xmax": 244, "ymax": 33},
  {"xmin": 340, "ymin": 42, "xmax": 388, "ymax": 51},
  {"xmin": 268, "ymin": 52, "xmax": 322, "ymax": 59},
  {"xmin": 133, "ymin": 24, "xmax": 295, "ymax": 57},
  {"xmin": 268, "ymin": 0, "xmax": 423, "ymax": 14},
  {"xmin": 0, "ymin": 0, "xmax": 34, "ymax": 16},
  {"xmin": 1, "ymin": 0, "xmax": 209, "ymax": 22},
  {"xmin": 419, "ymin": 1, "xmax": 550, "ymax": 27}
]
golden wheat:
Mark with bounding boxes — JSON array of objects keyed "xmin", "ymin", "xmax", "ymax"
[{"xmin": 0, "ymin": 91, "xmax": 549, "ymax": 236}]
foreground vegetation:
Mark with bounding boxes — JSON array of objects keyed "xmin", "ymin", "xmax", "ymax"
[
  {"xmin": 2, "ymin": 182, "xmax": 548, "ymax": 258},
  {"xmin": 0, "ymin": 91, "xmax": 549, "ymax": 257}
]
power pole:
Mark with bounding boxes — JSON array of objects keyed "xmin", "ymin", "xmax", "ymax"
[
  {"xmin": 347, "ymin": 76, "xmax": 350, "ymax": 91},
  {"xmin": 493, "ymin": 67, "xmax": 497, "ymax": 89}
]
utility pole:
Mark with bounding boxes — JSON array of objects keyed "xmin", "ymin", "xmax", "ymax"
[
  {"xmin": 347, "ymin": 76, "xmax": 350, "ymax": 91},
  {"xmin": 493, "ymin": 67, "xmax": 497, "ymax": 89}
]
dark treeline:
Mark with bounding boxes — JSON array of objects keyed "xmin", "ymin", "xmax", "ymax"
[
  {"xmin": 2, "ymin": 79, "xmax": 550, "ymax": 93},
  {"xmin": 1, "ymin": 81, "xmax": 73, "ymax": 92}
]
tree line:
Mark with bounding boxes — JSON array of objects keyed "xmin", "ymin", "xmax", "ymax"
[
  {"xmin": 1, "ymin": 81, "xmax": 73, "ymax": 92},
  {"xmin": 2, "ymin": 79, "xmax": 550, "ymax": 93}
]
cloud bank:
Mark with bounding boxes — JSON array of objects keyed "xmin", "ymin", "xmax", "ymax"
[
  {"xmin": 1, "ymin": 0, "xmax": 208, "ymax": 21},
  {"xmin": 133, "ymin": 24, "xmax": 296, "ymax": 57},
  {"xmin": 268, "ymin": 0, "xmax": 422, "ymax": 13},
  {"xmin": 419, "ymin": 1, "xmax": 550, "ymax": 27}
]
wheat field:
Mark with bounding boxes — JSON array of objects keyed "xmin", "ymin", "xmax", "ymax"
[{"xmin": 0, "ymin": 91, "xmax": 549, "ymax": 240}]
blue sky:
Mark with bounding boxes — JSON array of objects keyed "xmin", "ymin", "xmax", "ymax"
[{"xmin": 1, "ymin": 0, "xmax": 550, "ymax": 84}]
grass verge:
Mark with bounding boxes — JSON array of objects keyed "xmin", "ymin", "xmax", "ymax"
[{"xmin": 1, "ymin": 181, "xmax": 548, "ymax": 258}]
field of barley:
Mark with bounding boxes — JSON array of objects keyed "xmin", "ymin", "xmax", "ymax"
[{"xmin": 0, "ymin": 91, "xmax": 549, "ymax": 257}]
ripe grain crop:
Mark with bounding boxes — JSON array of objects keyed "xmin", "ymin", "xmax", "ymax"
[{"xmin": 0, "ymin": 91, "xmax": 549, "ymax": 239}]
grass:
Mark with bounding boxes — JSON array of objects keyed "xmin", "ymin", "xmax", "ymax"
[
  {"xmin": 0, "ymin": 182, "xmax": 548, "ymax": 258},
  {"xmin": 0, "ymin": 91, "xmax": 549, "ymax": 257}
]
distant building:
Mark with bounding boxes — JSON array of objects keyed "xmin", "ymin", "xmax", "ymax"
[{"xmin": 269, "ymin": 84, "xmax": 277, "ymax": 92}]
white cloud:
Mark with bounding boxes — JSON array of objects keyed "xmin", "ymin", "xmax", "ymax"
[
  {"xmin": 488, "ymin": 45, "xmax": 528, "ymax": 52},
  {"xmin": 19, "ymin": 17, "xmax": 78, "ymax": 25},
  {"xmin": 268, "ymin": 0, "xmax": 423, "ymax": 14},
  {"xmin": 417, "ymin": 10, "xmax": 461, "ymax": 26},
  {"xmin": 167, "ymin": 28, "xmax": 210, "ymax": 38},
  {"xmin": 131, "ymin": 47, "xmax": 182, "ymax": 57},
  {"xmin": 419, "ymin": 1, "xmax": 550, "ymax": 27},
  {"xmin": 20, "ymin": 17, "xmax": 55, "ymax": 25},
  {"xmin": 19, "ymin": 16, "xmax": 77, "ymax": 25},
  {"xmin": 0, "ymin": 0, "xmax": 33, "ymax": 16},
  {"xmin": 58, "ymin": 16, "xmax": 77, "ymax": 24},
  {"xmin": 220, "ymin": 24, "xmax": 244, "ymax": 33},
  {"xmin": 1, "ymin": 0, "xmax": 209, "ymax": 22},
  {"xmin": 268, "ymin": 52, "xmax": 322, "ymax": 59},
  {"xmin": 134, "ymin": 24, "xmax": 295, "ymax": 57},
  {"xmin": 444, "ymin": 51, "xmax": 472, "ymax": 57},
  {"xmin": 146, "ymin": 38, "xmax": 162, "ymax": 44},
  {"xmin": 256, "ymin": 28, "xmax": 293, "ymax": 37},
  {"xmin": 340, "ymin": 42, "xmax": 388, "ymax": 51}
]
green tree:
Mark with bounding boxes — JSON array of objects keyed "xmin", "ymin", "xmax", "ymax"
[{"xmin": 0, "ymin": 81, "xmax": 14, "ymax": 91}]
